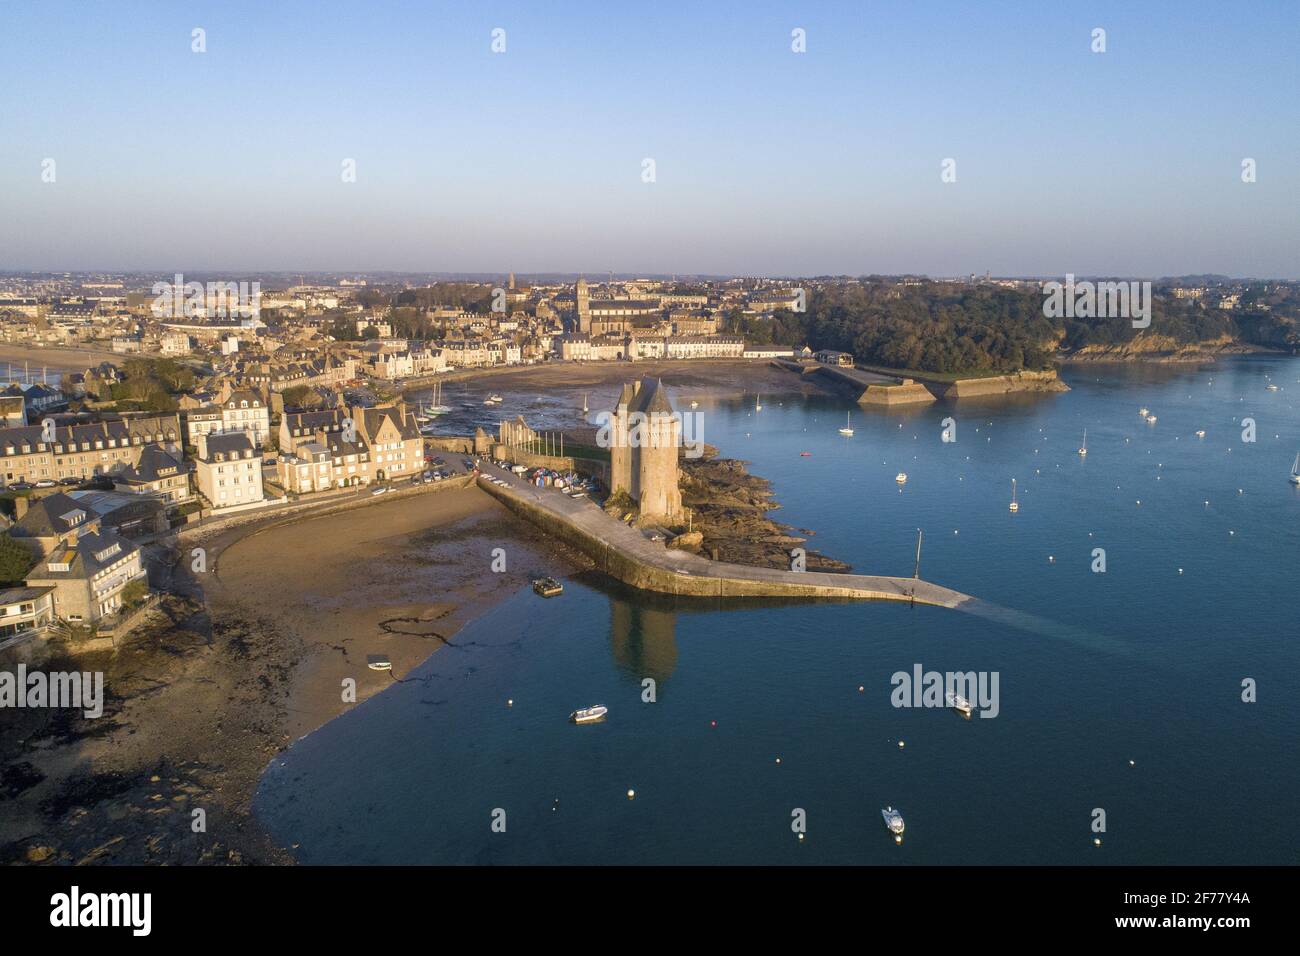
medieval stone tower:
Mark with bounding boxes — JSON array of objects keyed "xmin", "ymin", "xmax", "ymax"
[
  {"xmin": 576, "ymin": 276, "xmax": 591, "ymax": 333},
  {"xmin": 609, "ymin": 378, "xmax": 682, "ymax": 522}
]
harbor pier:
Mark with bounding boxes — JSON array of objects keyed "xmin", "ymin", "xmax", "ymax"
[{"xmin": 476, "ymin": 472, "xmax": 972, "ymax": 609}]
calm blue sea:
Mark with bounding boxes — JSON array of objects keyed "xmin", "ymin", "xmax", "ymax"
[{"xmin": 254, "ymin": 356, "xmax": 1300, "ymax": 864}]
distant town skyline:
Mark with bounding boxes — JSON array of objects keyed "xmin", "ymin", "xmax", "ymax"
[{"xmin": 2, "ymin": 0, "xmax": 1297, "ymax": 277}]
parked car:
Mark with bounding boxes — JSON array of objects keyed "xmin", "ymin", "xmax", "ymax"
[{"xmin": 34, "ymin": 479, "xmax": 57, "ymax": 488}]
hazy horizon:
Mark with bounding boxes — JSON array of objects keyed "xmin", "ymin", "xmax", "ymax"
[{"xmin": 2, "ymin": 0, "xmax": 1296, "ymax": 278}]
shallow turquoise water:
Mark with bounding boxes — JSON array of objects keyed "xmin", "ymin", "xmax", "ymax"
[{"xmin": 254, "ymin": 356, "xmax": 1300, "ymax": 864}]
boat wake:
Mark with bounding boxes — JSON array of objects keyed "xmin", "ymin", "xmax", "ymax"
[{"xmin": 955, "ymin": 598, "xmax": 1145, "ymax": 662}]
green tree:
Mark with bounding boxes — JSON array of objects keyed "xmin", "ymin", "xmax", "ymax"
[
  {"xmin": 120, "ymin": 578, "xmax": 150, "ymax": 609},
  {"xmin": 0, "ymin": 533, "xmax": 35, "ymax": 586},
  {"xmin": 281, "ymin": 385, "xmax": 312, "ymax": 408}
]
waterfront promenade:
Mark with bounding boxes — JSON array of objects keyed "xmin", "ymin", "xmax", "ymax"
[{"xmin": 475, "ymin": 468, "xmax": 972, "ymax": 608}]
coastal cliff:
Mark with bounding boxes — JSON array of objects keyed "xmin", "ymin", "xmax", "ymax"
[{"xmin": 1058, "ymin": 333, "xmax": 1271, "ymax": 363}]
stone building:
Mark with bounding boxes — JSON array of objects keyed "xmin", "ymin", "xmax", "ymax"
[
  {"xmin": 576, "ymin": 276, "xmax": 591, "ymax": 333},
  {"xmin": 608, "ymin": 378, "xmax": 682, "ymax": 522}
]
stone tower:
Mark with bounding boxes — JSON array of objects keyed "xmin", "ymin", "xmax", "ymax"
[
  {"xmin": 576, "ymin": 276, "xmax": 591, "ymax": 334},
  {"xmin": 609, "ymin": 378, "xmax": 682, "ymax": 522}
]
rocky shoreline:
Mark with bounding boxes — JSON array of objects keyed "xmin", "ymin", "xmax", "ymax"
[
  {"xmin": 678, "ymin": 450, "xmax": 850, "ymax": 573},
  {"xmin": 1056, "ymin": 337, "xmax": 1279, "ymax": 364}
]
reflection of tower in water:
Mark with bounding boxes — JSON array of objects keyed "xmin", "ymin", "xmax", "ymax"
[{"xmin": 608, "ymin": 595, "xmax": 678, "ymax": 684}]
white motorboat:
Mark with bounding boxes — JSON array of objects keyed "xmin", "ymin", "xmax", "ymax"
[
  {"xmin": 946, "ymin": 692, "xmax": 973, "ymax": 716},
  {"xmin": 1266, "ymin": 383, "xmax": 1279, "ymax": 391},
  {"xmin": 1139, "ymin": 407, "xmax": 1149, "ymax": 416},
  {"xmin": 881, "ymin": 806, "xmax": 905, "ymax": 836},
  {"xmin": 1195, "ymin": 430, "xmax": 1206, "ymax": 438},
  {"xmin": 895, "ymin": 472, "xmax": 907, "ymax": 484},
  {"xmin": 569, "ymin": 705, "xmax": 607, "ymax": 724},
  {"xmin": 1146, "ymin": 415, "xmax": 1157, "ymax": 423}
]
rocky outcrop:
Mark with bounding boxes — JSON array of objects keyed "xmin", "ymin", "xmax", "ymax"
[{"xmin": 678, "ymin": 453, "xmax": 851, "ymax": 573}]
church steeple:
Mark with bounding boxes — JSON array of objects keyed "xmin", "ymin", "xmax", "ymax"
[{"xmin": 576, "ymin": 275, "xmax": 591, "ymax": 334}]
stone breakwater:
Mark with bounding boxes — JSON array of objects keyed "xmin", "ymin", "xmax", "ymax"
[
  {"xmin": 937, "ymin": 369, "xmax": 1069, "ymax": 398},
  {"xmin": 476, "ymin": 473, "xmax": 971, "ymax": 608}
]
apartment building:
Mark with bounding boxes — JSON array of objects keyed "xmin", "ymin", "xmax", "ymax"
[
  {"xmin": 18, "ymin": 499, "xmax": 148, "ymax": 625},
  {"xmin": 0, "ymin": 414, "xmax": 182, "ymax": 486},
  {"xmin": 193, "ymin": 432, "xmax": 266, "ymax": 511}
]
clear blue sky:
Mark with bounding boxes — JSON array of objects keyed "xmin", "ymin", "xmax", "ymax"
[{"xmin": 1, "ymin": 0, "xmax": 1296, "ymax": 277}]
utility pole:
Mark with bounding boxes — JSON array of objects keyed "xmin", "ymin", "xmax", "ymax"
[{"xmin": 913, "ymin": 528, "xmax": 923, "ymax": 579}]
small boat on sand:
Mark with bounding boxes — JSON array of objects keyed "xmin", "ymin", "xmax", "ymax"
[{"xmin": 532, "ymin": 577, "xmax": 563, "ymax": 597}]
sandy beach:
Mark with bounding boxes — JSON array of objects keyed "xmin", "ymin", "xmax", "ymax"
[
  {"xmin": 0, "ymin": 484, "xmax": 590, "ymax": 865},
  {"xmin": 408, "ymin": 359, "xmax": 828, "ymax": 406},
  {"xmin": 0, "ymin": 344, "xmax": 121, "ymax": 376}
]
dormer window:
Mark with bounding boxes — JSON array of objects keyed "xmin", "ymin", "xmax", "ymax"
[{"xmin": 94, "ymin": 543, "xmax": 121, "ymax": 563}]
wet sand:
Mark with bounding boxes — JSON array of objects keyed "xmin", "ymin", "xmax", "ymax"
[
  {"xmin": 0, "ymin": 344, "xmax": 121, "ymax": 375},
  {"xmin": 1, "ymin": 484, "xmax": 590, "ymax": 865}
]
